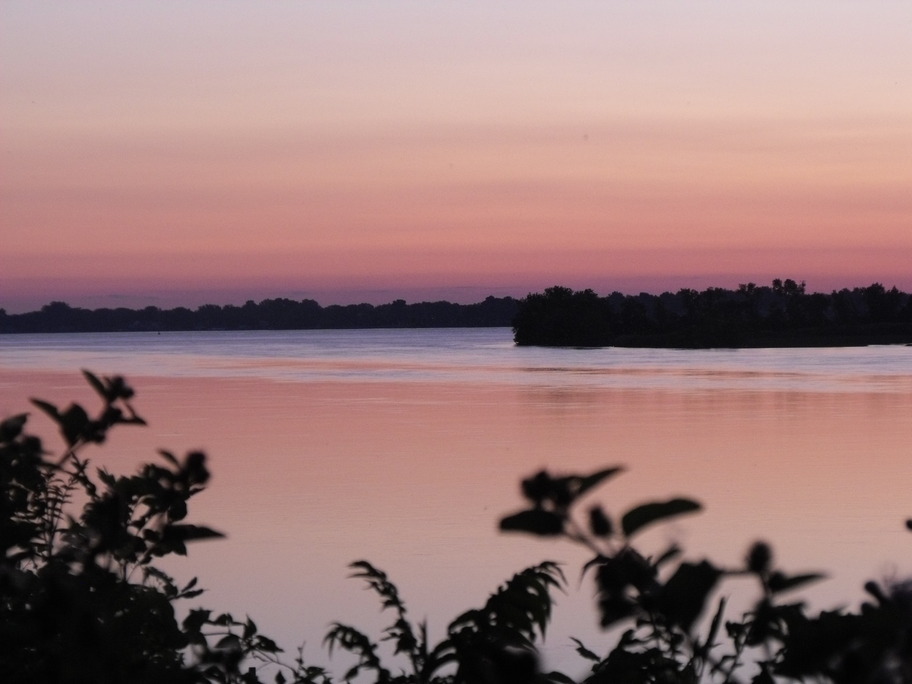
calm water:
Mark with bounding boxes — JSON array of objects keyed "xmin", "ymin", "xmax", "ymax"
[
  {"xmin": 2, "ymin": 328, "xmax": 912, "ymax": 675},
  {"xmin": 3, "ymin": 327, "xmax": 912, "ymax": 390}
]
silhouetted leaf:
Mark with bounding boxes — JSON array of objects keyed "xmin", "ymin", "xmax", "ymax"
[
  {"xmin": 695, "ymin": 596, "xmax": 727, "ymax": 660},
  {"xmin": 570, "ymin": 636, "xmax": 600, "ymax": 662},
  {"xmin": 216, "ymin": 634, "xmax": 241, "ymax": 650},
  {"xmin": 656, "ymin": 560, "xmax": 721, "ymax": 632},
  {"xmin": 576, "ymin": 466, "xmax": 624, "ymax": 499},
  {"xmin": 158, "ymin": 449, "xmax": 179, "ymax": 466},
  {"xmin": 243, "ymin": 617, "xmax": 257, "ymax": 639},
  {"xmin": 547, "ymin": 476, "xmax": 574, "ymax": 507},
  {"xmin": 521, "ymin": 470, "xmax": 554, "ymax": 504},
  {"xmin": 500, "ymin": 509, "xmax": 564, "ymax": 536},
  {"xmin": 30, "ymin": 398, "xmax": 60, "ymax": 421},
  {"xmin": 183, "ymin": 608, "xmax": 212, "ymax": 634},
  {"xmin": 598, "ymin": 594, "xmax": 636, "ymax": 628},
  {"xmin": 597, "ymin": 547, "xmax": 656, "ymax": 595},
  {"xmin": 621, "ymin": 498, "xmax": 701, "ymax": 538},
  {"xmin": 653, "ymin": 544, "xmax": 682, "ymax": 569},
  {"xmin": 60, "ymin": 403, "xmax": 91, "ymax": 446},
  {"xmin": 747, "ymin": 541, "xmax": 773, "ymax": 575},
  {"xmin": 256, "ymin": 635, "xmax": 280, "ymax": 653},
  {"xmin": 82, "ymin": 369, "xmax": 108, "ymax": 399},
  {"xmin": 768, "ymin": 571, "xmax": 825, "ymax": 595},
  {"xmin": 169, "ymin": 524, "xmax": 225, "ymax": 542},
  {"xmin": 581, "ymin": 553, "xmax": 609, "ymax": 581},
  {"xmin": 182, "ymin": 451, "xmax": 210, "ymax": 485},
  {"xmin": 588, "ymin": 505, "xmax": 613, "ymax": 537},
  {"xmin": 169, "ymin": 499, "xmax": 188, "ymax": 521},
  {"xmin": 520, "ymin": 467, "xmax": 623, "ymax": 510},
  {"xmin": 0, "ymin": 413, "xmax": 28, "ymax": 440},
  {"xmin": 324, "ymin": 623, "xmax": 388, "ymax": 681},
  {"xmin": 96, "ymin": 468, "xmax": 117, "ymax": 488}
]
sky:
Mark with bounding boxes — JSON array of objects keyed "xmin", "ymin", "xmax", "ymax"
[{"xmin": 2, "ymin": 1, "xmax": 911, "ymax": 313}]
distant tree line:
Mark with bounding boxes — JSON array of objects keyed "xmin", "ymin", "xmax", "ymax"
[
  {"xmin": 0, "ymin": 296, "xmax": 520, "ymax": 334},
  {"xmin": 513, "ymin": 280, "xmax": 912, "ymax": 347},
  {"xmin": 6, "ymin": 281, "xmax": 912, "ymax": 346}
]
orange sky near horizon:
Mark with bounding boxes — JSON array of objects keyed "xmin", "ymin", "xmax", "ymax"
[{"xmin": 2, "ymin": 2, "xmax": 911, "ymax": 313}]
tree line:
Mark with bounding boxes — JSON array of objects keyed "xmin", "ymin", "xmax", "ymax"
[
  {"xmin": 5, "ymin": 280, "xmax": 912, "ymax": 347},
  {"xmin": 0, "ymin": 297, "xmax": 520, "ymax": 334},
  {"xmin": 513, "ymin": 280, "xmax": 912, "ymax": 347}
]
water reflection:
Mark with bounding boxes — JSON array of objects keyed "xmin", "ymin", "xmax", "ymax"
[{"xmin": 2, "ymin": 329, "xmax": 910, "ymax": 393}]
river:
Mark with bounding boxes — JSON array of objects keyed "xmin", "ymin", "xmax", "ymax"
[{"xmin": 1, "ymin": 328, "xmax": 911, "ymax": 676}]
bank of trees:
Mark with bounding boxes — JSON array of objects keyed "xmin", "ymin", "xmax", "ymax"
[
  {"xmin": 0, "ymin": 297, "xmax": 519, "ymax": 334},
  {"xmin": 513, "ymin": 281, "xmax": 912, "ymax": 347},
  {"xmin": 6, "ymin": 281, "xmax": 912, "ymax": 347},
  {"xmin": 3, "ymin": 373, "xmax": 912, "ymax": 683}
]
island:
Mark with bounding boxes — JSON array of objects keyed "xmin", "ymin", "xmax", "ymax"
[
  {"xmin": 4, "ymin": 280, "xmax": 912, "ymax": 348},
  {"xmin": 512, "ymin": 280, "xmax": 912, "ymax": 348}
]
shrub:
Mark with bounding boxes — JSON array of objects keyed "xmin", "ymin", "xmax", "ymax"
[{"xmin": 0, "ymin": 371, "xmax": 280, "ymax": 684}]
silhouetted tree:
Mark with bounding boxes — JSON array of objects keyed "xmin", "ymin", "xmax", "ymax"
[
  {"xmin": 512, "ymin": 287, "xmax": 611, "ymax": 346},
  {"xmin": 512, "ymin": 281, "xmax": 912, "ymax": 348},
  {"xmin": 1, "ymin": 297, "xmax": 520, "ymax": 333}
]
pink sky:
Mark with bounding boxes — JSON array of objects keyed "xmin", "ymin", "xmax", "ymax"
[{"xmin": 2, "ymin": 2, "xmax": 911, "ymax": 313}]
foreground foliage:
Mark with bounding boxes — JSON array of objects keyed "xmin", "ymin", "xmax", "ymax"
[
  {"xmin": 2, "ymin": 372, "xmax": 911, "ymax": 682},
  {"xmin": 0, "ymin": 371, "xmax": 282, "ymax": 683},
  {"xmin": 499, "ymin": 468, "xmax": 912, "ymax": 683}
]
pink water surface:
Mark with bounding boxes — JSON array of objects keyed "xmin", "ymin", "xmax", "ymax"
[{"xmin": 2, "ymin": 367, "xmax": 911, "ymax": 676}]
